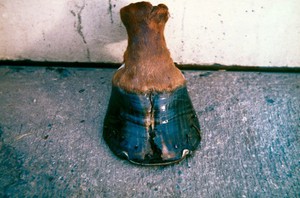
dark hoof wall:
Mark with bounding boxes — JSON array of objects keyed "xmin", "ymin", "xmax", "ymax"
[{"xmin": 103, "ymin": 85, "xmax": 201, "ymax": 165}]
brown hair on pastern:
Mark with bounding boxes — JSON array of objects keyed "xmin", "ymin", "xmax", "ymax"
[{"xmin": 112, "ymin": 2, "xmax": 186, "ymax": 93}]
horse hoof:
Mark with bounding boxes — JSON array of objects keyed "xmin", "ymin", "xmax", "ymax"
[{"xmin": 103, "ymin": 85, "xmax": 201, "ymax": 165}]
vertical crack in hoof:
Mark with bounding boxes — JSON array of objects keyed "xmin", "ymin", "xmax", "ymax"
[
  {"xmin": 149, "ymin": 92, "xmax": 155, "ymax": 132},
  {"xmin": 146, "ymin": 92, "xmax": 162, "ymax": 162},
  {"xmin": 148, "ymin": 130, "xmax": 162, "ymax": 161}
]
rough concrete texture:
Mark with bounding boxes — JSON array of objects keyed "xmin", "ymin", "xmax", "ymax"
[
  {"xmin": 0, "ymin": 66, "xmax": 299, "ymax": 197},
  {"xmin": 1, "ymin": 0, "xmax": 300, "ymax": 66}
]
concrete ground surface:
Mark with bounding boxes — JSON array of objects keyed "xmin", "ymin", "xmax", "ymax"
[{"xmin": 0, "ymin": 66, "xmax": 299, "ymax": 197}]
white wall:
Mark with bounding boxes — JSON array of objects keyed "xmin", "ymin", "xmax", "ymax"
[{"xmin": 0, "ymin": 0, "xmax": 300, "ymax": 66}]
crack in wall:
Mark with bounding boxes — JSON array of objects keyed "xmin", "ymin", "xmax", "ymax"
[
  {"xmin": 76, "ymin": 2, "xmax": 86, "ymax": 44},
  {"xmin": 108, "ymin": 0, "xmax": 114, "ymax": 24},
  {"xmin": 72, "ymin": 0, "xmax": 90, "ymax": 61}
]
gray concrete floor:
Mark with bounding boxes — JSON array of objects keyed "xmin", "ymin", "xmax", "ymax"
[{"xmin": 0, "ymin": 66, "xmax": 299, "ymax": 197}]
